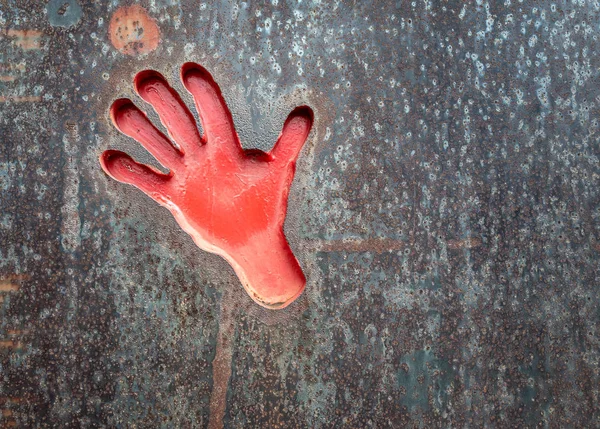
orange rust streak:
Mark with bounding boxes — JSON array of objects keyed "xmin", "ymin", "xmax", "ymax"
[
  {"xmin": 6, "ymin": 330, "xmax": 28, "ymax": 336},
  {"xmin": 447, "ymin": 237, "xmax": 482, "ymax": 249},
  {"xmin": 309, "ymin": 238, "xmax": 408, "ymax": 254},
  {"xmin": 0, "ymin": 64, "xmax": 26, "ymax": 70},
  {"xmin": 0, "ymin": 340, "xmax": 22, "ymax": 350},
  {"xmin": 0, "ymin": 398, "xmax": 23, "ymax": 406},
  {"xmin": 309, "ymin": 237, "xmax": 483, "ymax": 253},
  {"xmin": 0, "ymin": 282, "xmax": 19, "ymax": 293},
  {"xmin": 2, "ymin": 409, "xmax": 12, "ymax": 417},
  {"xmin": 0, "ymin": 76, "xmax": 16, "ymax": 82},
  {"xmin": 208, "ymin": 287, "xmax": 237, "ymax": 429},
  {"xmin": 3, "ymin": 29, "xmax": 42, "ymax": 50},
  {"xmin": 0, "ymin": 96, "xmax": 41, "ymax": 103}
]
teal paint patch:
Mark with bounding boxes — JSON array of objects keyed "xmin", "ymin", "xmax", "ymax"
[
  {"xmin": 396, "ymin": 349, "xmax": 454, "ymax": 414},
  {"xmin": 46, "ymin": 0, "xmax": 82, "ymax": 28}
]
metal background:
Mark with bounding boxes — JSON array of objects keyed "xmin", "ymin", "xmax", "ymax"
[{"xmin": 1, "ymin": 0, "xmax": 600, "ymax": 427}]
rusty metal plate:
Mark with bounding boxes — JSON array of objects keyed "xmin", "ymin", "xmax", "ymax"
[{"xmin": 1, "ymin": 0, "xmax": 599, "ymax": 427}]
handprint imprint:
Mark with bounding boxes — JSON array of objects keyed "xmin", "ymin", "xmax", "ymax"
[{"xmin": 100, "ymin": 63, "xmax": 313, "ymax": 309}]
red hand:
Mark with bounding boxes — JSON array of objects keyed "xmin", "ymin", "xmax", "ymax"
[{"xmin": 100, "ymin": 63, "xmax": 313, "ymax": 309}]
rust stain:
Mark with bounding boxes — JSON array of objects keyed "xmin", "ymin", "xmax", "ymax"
[
  {"xmin": 6, "ymin": 330, "xmax": 28, "ymax": 336},
  {"xmin": 208, "ymin": 286, "xmax": 237, "ymax": 429},
  {"xmin": 0, "ymin": 274, "xmax": 27, "ymax": 292},
  {"xmin": 1, "ymin": 410, "xmax": 17, "ymax": 429},
  {"xmin": 307, "ymin": 238, "xmax": 408, "ymax": 254},
  {"xmin": 2, "ymin": 29, "xmax": 42, "ymax": 50},
  {"xmin": 0, "ymin": 340, "xmax": 22, "ymax": 350},
  {"xmin": 307, "ymin": 237, "xmax": 483, "ymax": 253},
  {"xmin": 0, "ymin": 282, "xmax": 19, "ymax": 293},
  {"xmin": 108, "ymin": 5, "xmax": 160, "ymax": 56},
  {"xmin": 447, "ymin": 237, "xmax": 482, "ymax": 249},
  {"xmin": 0, "ymin": 96, "xmax": 42, "ymax": 103},
  {"xmin": 0, "ymin": 398, "xmax": 23, "ymax": 406}
]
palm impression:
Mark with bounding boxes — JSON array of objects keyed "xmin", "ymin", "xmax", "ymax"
[{"xmin": 100, "ymin": 63, "xmax": 313, "ymax": 309}]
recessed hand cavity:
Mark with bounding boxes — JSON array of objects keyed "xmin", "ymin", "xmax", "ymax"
[{"xmin": 100, "ymin": 63, "xmax": 314, "ymax": 309}]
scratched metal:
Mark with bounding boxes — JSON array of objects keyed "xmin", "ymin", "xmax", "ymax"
[{"xmin": 1, "ymin": 0, "xmax": 599, "ymax": 427}]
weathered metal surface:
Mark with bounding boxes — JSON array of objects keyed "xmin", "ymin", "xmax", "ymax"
[{"xmin": 1, "ymin": 0, "xmax": 599, "ymax": 427}]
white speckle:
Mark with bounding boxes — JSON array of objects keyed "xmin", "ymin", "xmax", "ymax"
[{"xmin": 184, "ymin": 43, "xmax": 196, "ymax": 55}]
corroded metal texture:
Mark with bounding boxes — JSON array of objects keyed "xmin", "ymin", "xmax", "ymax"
[{"xmin": 1, "ymin": 0, "xmax": 599, "ymax": 427}]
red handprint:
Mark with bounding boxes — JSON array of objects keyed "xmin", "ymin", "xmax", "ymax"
[{"xmin": 100, "ymin": 63, "xmax": 313, "ymax": 309}]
